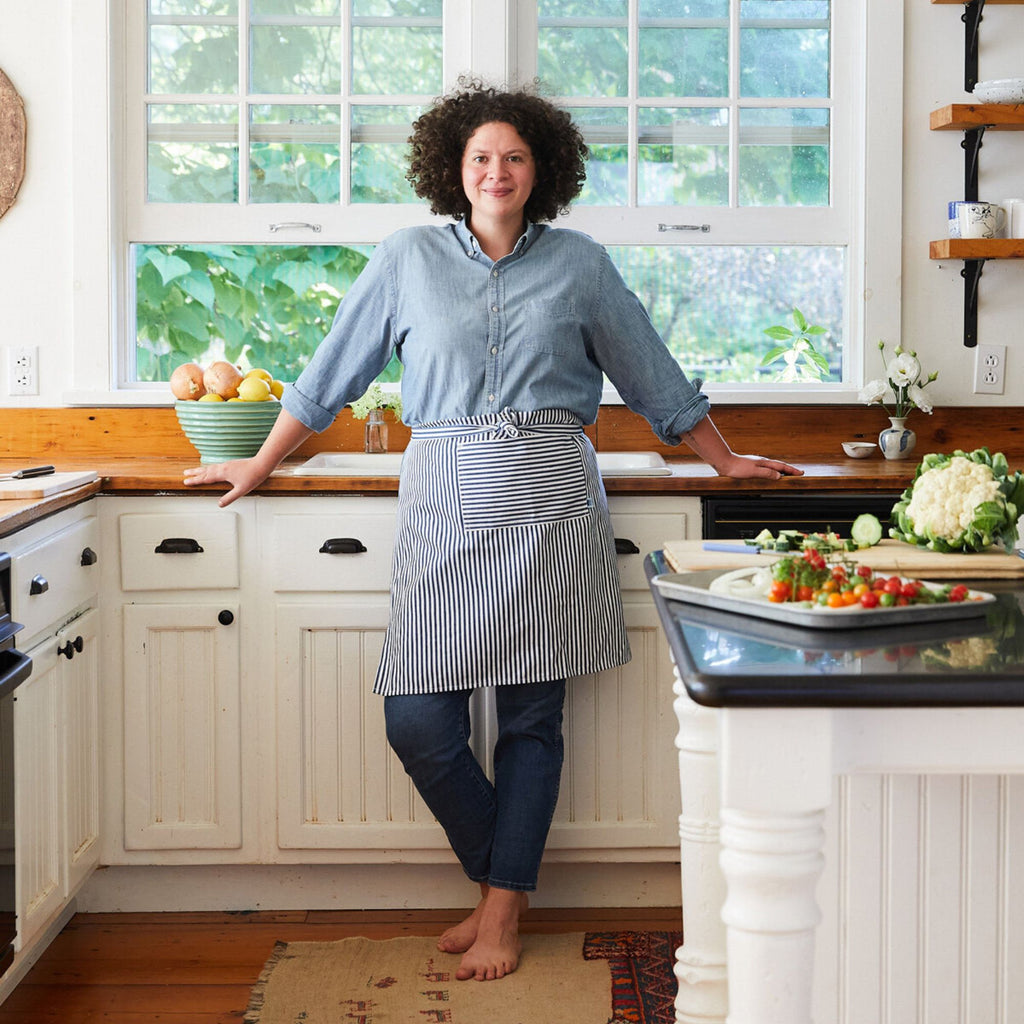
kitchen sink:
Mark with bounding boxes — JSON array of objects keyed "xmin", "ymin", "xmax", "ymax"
[{"xmin": 295, "ymin": 450, "xmax": 672, "ymax": 477}]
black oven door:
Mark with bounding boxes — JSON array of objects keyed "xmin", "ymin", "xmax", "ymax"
[{"xmin": 0, "ymin": 644, "xmax": 32, "ymax": 978}]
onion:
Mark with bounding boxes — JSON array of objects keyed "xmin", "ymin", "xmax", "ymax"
[
  {"xmin": 708, "ymin": 566, "xmax": 774, "ymax": 600},
  {"xmin": 169, "ymin": 362, "xmax": 206, "ymax": 400},
  {"xmin": 203, "ymin": 361, "xmax": 244, "ymax": 399}
]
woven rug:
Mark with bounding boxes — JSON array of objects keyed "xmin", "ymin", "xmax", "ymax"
[{"xmin": 243, "ymin": 929, "xmax": 683, "ymax": 1024}]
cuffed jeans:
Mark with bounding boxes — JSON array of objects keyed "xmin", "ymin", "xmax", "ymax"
[{"xmin": 384, "ymin": 679, "xmax": 566, "ymax": 892}]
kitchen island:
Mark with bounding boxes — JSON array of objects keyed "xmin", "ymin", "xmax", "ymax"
[{"xmin": 649, "ymin": 559, "xmax": 1024, "ymax": 1024}]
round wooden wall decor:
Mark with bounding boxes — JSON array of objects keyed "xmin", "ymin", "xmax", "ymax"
[{"xmin": 0, "ymin": 68, "xmax": 27, "ymax": 221}]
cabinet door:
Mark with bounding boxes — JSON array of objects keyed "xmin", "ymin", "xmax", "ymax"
[
  {"xmin": 122, "ymin": 603, "xmax": 241, "ymax": 850},
  {"xmin": 275, "ymin": 603, "xmax": 445, "ymax": 850},
  {"xmin": 14, "ymin": 640, "xmax": 62, "ymax": 949},
  {"xmin": 59, "ymin": 608, "xmax": 101, "ymax": 894}
]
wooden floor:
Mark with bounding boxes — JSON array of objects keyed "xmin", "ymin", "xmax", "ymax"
[{"xmin": 0, "ymin": 907, "xmax": 682, "ymax": 1023}]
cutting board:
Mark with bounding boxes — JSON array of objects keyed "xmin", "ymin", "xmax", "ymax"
[
  {"xmin": 662, "ymin": 538, "xmax": 1024, "ymax": 579},
  {"xmin": 0, "ymin": 470, "xmax": 98, "ymax": 499}
]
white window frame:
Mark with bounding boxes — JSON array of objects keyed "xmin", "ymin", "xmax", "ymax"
[{"xmin": 65, "ymin": 0, "xmax": 902, "ymax": 406}]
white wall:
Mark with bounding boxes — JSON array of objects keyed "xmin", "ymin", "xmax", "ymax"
[{"xmin": 0, "ymin": 2, "xmax": 1021, "ymax": 408}]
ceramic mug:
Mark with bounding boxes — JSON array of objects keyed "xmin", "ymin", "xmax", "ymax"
[
  {"xmin": 947, "ymin": 200, "xmax": 969, "ymax": 238},
  {"xmin": 957, "ymin": 201, "xmax": 1006, "ymax": 239},
  {"xmin": 1003, "ymin": 198, "xmax": 1024, "ymax": 238}
]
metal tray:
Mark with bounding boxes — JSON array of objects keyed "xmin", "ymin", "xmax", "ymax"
[{"xmin": 652, "ymin": 569, "xmax": 996, "ymax": 630}]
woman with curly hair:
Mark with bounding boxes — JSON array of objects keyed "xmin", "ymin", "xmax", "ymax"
[{"xmin": 185, "ymin": 77, "xmax": 800, "ymax": 982}]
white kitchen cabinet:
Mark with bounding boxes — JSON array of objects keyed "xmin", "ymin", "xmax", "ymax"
[
  {"xmin": 5, "ymin": 505, "xmax": 101, "ymax": 950},
  {"xmin": 101, "ymin": 497, "xmax": 251, "ymax": 861}
]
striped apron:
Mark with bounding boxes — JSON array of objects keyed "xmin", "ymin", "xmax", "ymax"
[{"xmin": 372, "ymin": 408, "xmax": 631, "ymax": 695}]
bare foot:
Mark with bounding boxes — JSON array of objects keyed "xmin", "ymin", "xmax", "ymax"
[
  {"xmin": 438, "ymin": 886, "xmax": 528, "ymax": 955},
  {"xmin": 455, "ymin": 887, "xmax": 526, "ymax": 982}
]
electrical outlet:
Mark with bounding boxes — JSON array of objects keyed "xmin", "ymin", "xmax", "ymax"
[
  {"xmin": 6, "ymin": 345, "xmax": 38, "ymax": 396},
  {"xmin": 973, "ymin": 343, "xmax": 1006, "ymax": 395}
]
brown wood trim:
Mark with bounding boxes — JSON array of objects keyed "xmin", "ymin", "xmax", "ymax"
[{"xmin": 0, "ymin": 405, "xmax": 1021, "ymax": 463}]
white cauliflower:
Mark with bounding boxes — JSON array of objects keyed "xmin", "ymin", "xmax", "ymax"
[{"xmin": 906, "ymin": 457, "xmax": 1000, "ymax": 539}]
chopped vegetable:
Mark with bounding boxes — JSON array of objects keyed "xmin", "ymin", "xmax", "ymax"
[
  {"xmin": 850, "ymin": 513, "xmax": 883, "ymax": 548},
  {"xmin": 889, "ymin": 448, "xmax": 1024, "ymax": 553}
]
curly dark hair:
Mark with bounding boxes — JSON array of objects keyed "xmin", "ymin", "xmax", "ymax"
[{"xmin": 406, "ymin": 77, "xmax": 588, "ymax": 223}]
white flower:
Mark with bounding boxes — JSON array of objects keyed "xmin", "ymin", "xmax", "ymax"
[
  {"xmin": 858, "ymin": 378, "xmax": 888, "ymax": 404},
  {"xmin": 886, "ymin": 352, "xmax": 921, "ymax": 387},
  {"xmin": 907, "ymin": 384, "xmax": 932, "ymax": 414}
]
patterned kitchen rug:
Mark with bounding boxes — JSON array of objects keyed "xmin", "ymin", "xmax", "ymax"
[{"xmin": 242, "ymin": 929, "xmax": 683, "ymax": 1024}]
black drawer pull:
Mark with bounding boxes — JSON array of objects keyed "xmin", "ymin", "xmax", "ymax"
[
  {"xmin": 218, "ymin": 610, "xmax": 234, "ymax": 626},
  {"xmin": 58, "ymin": 636, "xmax": 83, "ymax": 660},
  {"xmin": 81, "ymin": 546, "xmax": 98, "ymax": 566},
  {"xmin": 29, "ymin": 574, "xmax": 49, "ymax": 595},
  {"xmin": 614, "ymin": 537, "xmax": 641, "ymax": 555},
  {"xmin": 154, "ymin": 538, "xmax": 204, "ymax": 554},
  {"xmin": 319, "ymin": 538, "xmax": 367, "ymax": 555}
]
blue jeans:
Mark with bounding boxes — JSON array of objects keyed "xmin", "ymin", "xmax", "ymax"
[{"xmin": 384, "ymin": 679, "xmax": 566, "ymax": 892}]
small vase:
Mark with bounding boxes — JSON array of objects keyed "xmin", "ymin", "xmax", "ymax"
[
  {"xmin": 878, "ymin": 416, "xmax": 916, "ymax": 461},
  {"xmin": 364, "ymin": 408, "xmax": 388, "ymax": 454}
]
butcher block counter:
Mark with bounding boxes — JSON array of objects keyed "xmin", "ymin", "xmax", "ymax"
[{"xmin": 1, "ymin": 402, "xmax": 1022, "ymax": 534}]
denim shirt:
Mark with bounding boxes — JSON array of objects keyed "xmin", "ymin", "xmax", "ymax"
[{"xmin": 283, "ymin": 219, "xmax": 709, "ymax": 445}]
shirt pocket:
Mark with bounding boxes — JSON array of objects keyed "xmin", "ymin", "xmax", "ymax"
[
  {"xmin": 522, "ymin": 299, "xmax": 579, "ymax": 355},
  {"xmin": 456, "ymin": 434, "xmax": 591, "ymax": 531}
]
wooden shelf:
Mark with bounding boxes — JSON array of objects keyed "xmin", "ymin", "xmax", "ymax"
[
  {"xmin": 931, "ymin": 1, "xmax": 1021, "ymax": 5},
  {"xmin": 930, "ymin": 238, "xmax": 1024, "ymax": 259},
  {"xmin": 931, "ymin": 103, "xmax": 1024, "ymax": 130}
]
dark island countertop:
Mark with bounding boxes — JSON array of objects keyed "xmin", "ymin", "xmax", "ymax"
[{"xmin": 647, "ymin": 555, "xmax": 1024, "ymax": 708}]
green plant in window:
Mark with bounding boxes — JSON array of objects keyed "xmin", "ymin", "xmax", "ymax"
[{"xmin": 759, "ymin": 307, "xmax": 831, "ymax": 383}]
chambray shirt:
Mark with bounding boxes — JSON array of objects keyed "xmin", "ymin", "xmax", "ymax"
[{"xmin": 283, "ymin": 219, "xmax": 710, "ymax": 445}]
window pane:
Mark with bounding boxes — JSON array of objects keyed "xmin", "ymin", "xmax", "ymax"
[
  {"xmin": 538, "ymin": 1, "xmax": 628, "ymax": 98},
  {"xmin": 738, "ymin": 108, "xmax": 829, "ymax": 206},
  {"xmin": 251, "ymin": 25, "xmax": 341, "ymax": 93},
  {"xmin": 740, "ymin": 1, "xmax": 830, "ymax": 99},
  {"xmin": 147, "ymin": 104, "xmax": 239, "ymax": 202},
  {"xmin": 568, "ymin": 106, "xmax": 628, "ymax": 206},
  {"xmin": 133, "ymin": 243, "xmax": 379, "ymax": 382},
  {"xmin": 149, "ymin": 24, "xmax": 239, "ymax": 93},
  {"xmin": 250, "ymin": 105, "xmax": 341, "ymax": 203},
  {"xmin": 638, "ymin": 1, "xmax": 728, "ymax": 98},
  {"xmin": 351, "ymin": 105, "xmax": 419, "ymax": 203},
  {"xmin": 151, "ymin": 0, "xmax": 237, "ymax": 15},
  {"xmin": 351, "ymin": 24, "xmax": 443, "ymax": 95},
  {"xmin": 252, "ymin": 0, "xmax": 339, "ymax": 13},
  {"xmin": 638, "ymin": 107, "xmax": 729, "ymax": 205},
  {"xmin": 608, "ymin": 245, "xmax": 844, "ymax": 382}
]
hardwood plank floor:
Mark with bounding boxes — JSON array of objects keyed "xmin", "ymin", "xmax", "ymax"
[{"xmin": 0, "ymin": 907, "xmax": 682, "ymax": 1022}]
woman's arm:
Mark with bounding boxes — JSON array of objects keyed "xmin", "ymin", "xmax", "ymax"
[
  {"xmin": 182, "ymin": 408, "xmax": 315, "ymax": 507},
  {"xmin": 681, "ymin": 415, "xmax": 803, "ymax": 480}
]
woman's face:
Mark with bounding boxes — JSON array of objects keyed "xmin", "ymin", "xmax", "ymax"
[{"xmin": 460, "ymin": 121, "xmax": 536, "ymax": 226}]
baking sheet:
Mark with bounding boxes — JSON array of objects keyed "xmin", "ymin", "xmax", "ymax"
[{"xmin": 652, "ymin": 569, "xmax": 996, "ymax": 630}]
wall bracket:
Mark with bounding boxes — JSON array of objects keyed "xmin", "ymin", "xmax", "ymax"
[
  {"xmin": 960, "ymin": 259, "xmax": 986, "ymax": 349},
  {"xmin": 963, "ymin": 0, "xmax": 986, "ymax": 92}
]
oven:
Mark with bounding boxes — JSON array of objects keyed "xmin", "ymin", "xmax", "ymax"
[
  {"xmin": 701, "ymin": 492, "xmax": 901, "ymax": 540},
  {"xmin": 0, "ymin": 552, "xmax": 33, "ymax": 978}
]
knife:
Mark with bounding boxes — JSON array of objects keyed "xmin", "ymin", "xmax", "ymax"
[
  {"xmin": 0, "ymin": 465, "xmax": 55, "ymax": 480},
  {"xmin": 702, "ymin": 542, "xmax": 766, "ymax": 554}
]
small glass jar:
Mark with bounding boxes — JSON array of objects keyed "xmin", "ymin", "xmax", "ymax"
[{"xmin": 364, "ymin": 408, "xmax": 388, "ymax": 454}]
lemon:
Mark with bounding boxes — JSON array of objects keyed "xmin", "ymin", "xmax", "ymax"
[
  {"xmin": 237, "ymin": 376, "xmax": 272, "ymax": 401},
  {"xmin": 245, "ymin": 367, "xmax": 274, "ymax": 383},
  {"xmin": 197, "ymin": 392, "xmax": 224, "ymax": 402},
  {"xmin": 269, "ymin": 379, "xmax": 284, "ymax": 399}
]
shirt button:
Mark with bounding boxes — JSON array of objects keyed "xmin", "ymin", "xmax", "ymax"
[
  {"xmin": 491, "ymin": 305, "xmax": 498, "ymax": 312},
  {"xmin": 466, "ymin": 249, "xmax": 473, "ymax": 256},
  {"xmin": 492, "ymin": 269, "xmax": 498, "ymax": 277},
  {"xmin": 487, "ymin": 394, "xmax": 495, "ymax": 402},
  {"xmin": 490, "ymin": 346, "xmax": 498, "ymax": 355}
]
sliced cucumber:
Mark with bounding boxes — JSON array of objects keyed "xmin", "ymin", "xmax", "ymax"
[{"xmin": 851, "ymin": 513, "xmax": 883, "ymax": 548}]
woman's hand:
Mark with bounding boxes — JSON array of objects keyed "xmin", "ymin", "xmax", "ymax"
[
  {"xmin": 714, "ymin": 453, "xmax": 804, "ymax": 481},
  {"xmin": 183, "ymin": 458, "xmax": 271, "ymax": 507}
]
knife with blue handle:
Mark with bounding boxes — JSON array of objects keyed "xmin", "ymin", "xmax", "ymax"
[
  {"xmin": 702, "ymin": 542, "xmax": 766, "ymax": 554},
  {"xmin": 0, "ymin": 465, "xmax": 55, "ymax": 480}
]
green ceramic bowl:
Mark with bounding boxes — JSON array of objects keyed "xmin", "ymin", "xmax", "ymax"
[{"xmin": 175, "ymin": 399, "xmax": 282, "ymax": 463}]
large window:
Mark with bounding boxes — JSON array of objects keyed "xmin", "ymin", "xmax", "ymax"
[{"xmin": 110, "ymin": 0, "xmax": 898, "ymax": 398}]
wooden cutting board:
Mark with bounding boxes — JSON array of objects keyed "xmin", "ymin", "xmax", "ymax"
[
  {"xmin": 662, "ymin": 538, "xmax": 1024, "ymax": 579},
  {"xmin": 0, "ymin": 471, "xmax": 98, "ymax": 499}
]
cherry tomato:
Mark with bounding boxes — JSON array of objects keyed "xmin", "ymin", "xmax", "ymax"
[
  {"xmin": 856, "ymin": 565, "xmax": 873, "ymax": 579},
  {"xmin": 796, "ymin": 584, "xmax": 815, "ymax": 602},
  {"xmin": 827, "ymin": 592, "xmax": 845, "ymax": 608},
  {"xmin": 859, "ymin": 590, "xmax": 880, "ymax": 608},
  {"xmin": 883, "ymin": 577, "xmax": 902, "ymax": 595},
  {"xmin": 948, "ymin": 584, "xmax": 969, "ymax": 602},
  {"xmin": 878, "ymin": 591, "xmax": 895, "ymax": 607},
  {"xmin": 821, "ymin": 578, "xmax": 839, "ymax": 593},
  {"xmin": 896, "ymin": 596, "xmax": 909, "ymax": 606},
  {"xmin": 769, "ymin": 579, "xmax": 792, "ymax": 601},
  {"xmin": 900, "ymin": 582, "xmax": 921, "ymax": 599},
  {"xmin": 831, "ymin": 565, "xmax": 848, "ymax": 581},
  {"xmin": 841, "ymin": 589, "xmax": 860, "ymax": 606},
  {"xmin": 852, "ymin": 582, "xmax": 870, "ymax": 599}
]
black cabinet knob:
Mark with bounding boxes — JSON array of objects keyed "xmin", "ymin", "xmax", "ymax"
[
  {"xmin": 29, "ymin": 574, "xmax": 49, "ymax": 595},
  {"xmin": 81, "ymin": 547, "xmax": 98, "ymax": 566},
  {"xmin": 218, "ymin": 609, "xmax": 234, "ymax": 626}
]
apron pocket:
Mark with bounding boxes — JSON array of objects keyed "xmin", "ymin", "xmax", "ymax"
[{"xmin": 457, "ymin": 434, "xmax": 590, "ymax": 530}]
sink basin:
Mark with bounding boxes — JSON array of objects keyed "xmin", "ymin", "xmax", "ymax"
[{"xmin": 295, "ymin": 450, "xmax": 672, "ymax": 477}]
